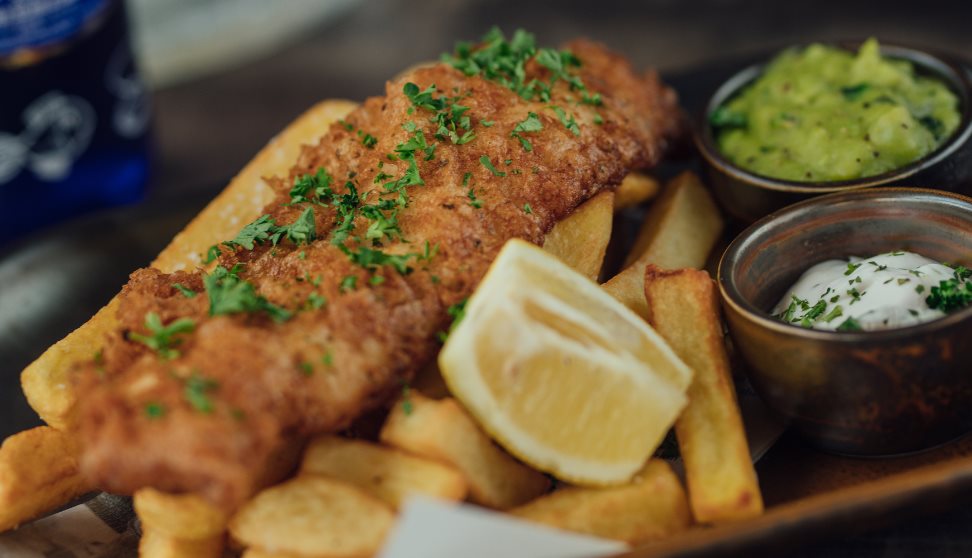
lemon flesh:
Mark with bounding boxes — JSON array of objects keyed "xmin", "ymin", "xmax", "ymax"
[{"xmin": 439, "ymin": 239, "xmax": 692, "ymax": 486}]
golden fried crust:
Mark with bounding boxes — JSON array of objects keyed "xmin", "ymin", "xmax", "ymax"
[{"xmin": 76, "ymin": 39, "xmax": 680, "ymax": 509}]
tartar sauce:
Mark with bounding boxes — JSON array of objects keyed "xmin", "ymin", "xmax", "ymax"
[{"xmin": 773, "ymin": 251, "xmax": 957, "ymax": 331}]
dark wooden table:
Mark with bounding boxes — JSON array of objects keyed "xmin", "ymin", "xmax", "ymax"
[{"xmin": 9, "ymin": 0, "xmax": 972, "ymax": 555}]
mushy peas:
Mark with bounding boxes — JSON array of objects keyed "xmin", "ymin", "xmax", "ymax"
[{"xmin": 712, "ymin": 39, "xmax": 961, "ymax": 182}]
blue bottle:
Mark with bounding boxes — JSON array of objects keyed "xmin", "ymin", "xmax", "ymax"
[{"xmin": 0, "ymin": 0, "xmax": 151, "ymax": 245}]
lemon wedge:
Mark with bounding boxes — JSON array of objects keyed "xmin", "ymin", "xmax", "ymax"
[{"xmin": 439, "ymin": 239, "xmax": 693, "ymax": 486}]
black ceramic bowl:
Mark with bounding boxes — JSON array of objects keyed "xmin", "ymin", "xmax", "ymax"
[
  {"xmin": 718, "ymin": 188, "xmax": 972, "ymax": 456},
  {"xmin": 696, "ymin": 41, "xmax": 972, "ymax": 224}
]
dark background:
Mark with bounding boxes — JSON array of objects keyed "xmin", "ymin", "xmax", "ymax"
[
  {"xmin": 4, "ymin": 0, "xmax": 972, "ymax": 556},
  {"xmin": 151, "ymin": 0, "xmax": 972, "ymax": 200}
]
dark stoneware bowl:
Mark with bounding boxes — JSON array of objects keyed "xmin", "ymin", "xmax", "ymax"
[
  {"xmin": 696, "ymin": 41, "xmax": 972, "ymax": 224},
  {"xmin": 718, "ymin": 188, "xmax": 972, "ymax": 456}
]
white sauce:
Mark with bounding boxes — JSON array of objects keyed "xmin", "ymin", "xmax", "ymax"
[{"xmin": 772, "ymin": 251, "xmax": 955, "ymax": 331}]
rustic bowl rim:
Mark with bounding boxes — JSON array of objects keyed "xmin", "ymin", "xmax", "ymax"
[
  {"xmin": 718, "ymin": 187, "xmax": 972, "ymax": 342},
  {"xmin": 695, "ymin": 40, "xmax": 972, "ymax": 194}
]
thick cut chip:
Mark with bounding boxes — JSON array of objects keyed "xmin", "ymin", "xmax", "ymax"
[
  {"xmin": 643, "ymin": 266, "xmax": 763, "ymax": 524},
  {"xmin": 0, "ymin": 426, "xmax": 93, "ymax": 532},
  {"xmin": 300, "ymin": 436, "xmax": 467, "ymax": 509},
  {"xmin": 229, "ymin": 476, "xmax": 393, "ymax": 558},
  {"xmin": 614, "ymin": 172, "xmax": 661, "ymax": 210},
  {"xmin": 134, "ymin": 488, "xmax": 228, "ymax": 539},
  {"xmin": 543, "ymin": 190, "xmax": 615, "ymax": 281},
  {"xmin": 380, "ymin": 392, "xmax": 550, "ymax": 510},
  {"xmin": 439, "ymin": 239, "xmax": 692, "ymax": 486},
  {"xmin": 603, "ymin": 171, "xmax": 724, "ymax": 320},
  {"xmin": 511, "ymin": 459, "xmax": 691, "ymax": 544},
  {"xmin": 134, "ymin": 488, "xmax": 228, "ymax": 558},
  {"xmin": 138, "ymin": 528, "xmax": 225, "ymax": 558}
]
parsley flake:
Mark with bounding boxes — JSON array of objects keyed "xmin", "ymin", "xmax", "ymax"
[
  {"xmin": 480, "ymin": 155, "xmax": 506, "ymax": 177},
  {"xmin": 184, "ymin": 373, "xmax": 219, "ymax": 413},
  {"xmin": 144, "ymin": 402, "xmax": 166, "ymax": 420},
  {"xmin": 510, "ymin": 112, "xmax": 543, "ymax": 151},
  {"xmin": 204, "ymin": 265, "xmax": 292, "ymax": 322},
  {"xmin": 172, "ymin": 283, "xmax": 197, "ymax": 298},
  {"xmin": 128, "ymin": 312, "xmax": 195, "ymax": 360}
]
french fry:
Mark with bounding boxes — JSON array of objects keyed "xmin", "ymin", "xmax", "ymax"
[
  {"xmin": 0, "ymin": 426, "xmax": 93, "ymax": 531},
  {"xmin": 602, "ymin": 171, "xmax": 723, "ymax": 319},
  {"xmin": 241, "ymin": 550, "xmax": 302, "ymax": 558},
  {"xmin": 138, "ymin": 527, "xmax": 225, "ymax": 558},
  {"xmin": 643, "ymin": 266, "xmax": 763, "ymax": 523},
  {"xmin": 229, "ymin": 476, "xmax": 394, "ymax": 558},
  {"xmin": 300, "ymin": 436, "xmax": 467, "ymax": 509},
  {"xmin": 21, "ymin": 99, "xmax": 360, "ymax": 431},
  {"xmin": 134, "ymin": 488, "xmax": 228, "ymax": 558},
  {"xmin": 511, "ymin": 460, "xmax": 691, "ymax": 544},
  {"xmin": 543, "ymin": 190, "xmax": 615, "ymax": 281},
  {"xmin": 614, "ymin": 171, "xmax": 661, "ymax": 210},
  {"xmin": 379, "ymin": 392, "xmax": 550, "ymax": 510}
]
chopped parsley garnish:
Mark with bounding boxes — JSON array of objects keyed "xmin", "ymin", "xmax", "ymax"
[
  {"xmin": 225, "ymin": 214, "xmax": 276, "ymax": 250},
  {"xmin": 418, "ymin": 240, "xmax": 439, "ymax": 262},
  {"xmin": 184, "ymin": 373, "xmax": 219, "ymax": 413},
  {"xmin": 926, "ymin": 266, "xmax": 972, "ymax": 312},
  {"xmin": 442, "ymin": 27, "xmax": 592, "ymax": 103},
  {"xmin": 467, "ymin": 188, "xmax": 483, "ymax": 208},
  {"xmin": 844, "ymin": 262, "xmax": 862, "ymax": 276},
  {"xmin": 304, "ymin": 292, "xmax": 327, "ymax": 310},
  {"xmin": 144, "ymin": 402, "xmax": 166, "ymax": 420},
  {"xmin": 581, "ymin": 91, "xmax": 603, "ymax": 106},
  {"xmin": 549, "ymin": 106, "xmax": 580, "ymax": 135},
  {"xmin": 289, "ymin": 168, "xmax": 334, "ymax": 205},
  {"xmin": 480, "ymin": 155, "xmax": 506, "ymax": 177},
  {"xmin": 370, "ymin": 275, "xmax": 386, "ymax": 286},
  {"xmin": 339, "ymin": 245, "xmax": 416, "ymax": 275},
  {"xmin": 776, "ymin": 295, "xmax": 809, "ymax": 323},
  {"xmin": 278, "ymin": 207, "xmax": 317, "ymax": 245},
  {"xmin": 510, "ymin": 112, "xmax": 543, "ymax": 151},
  {"xmin": 822, "ymin": 305, "xmax": 844, "ymax": 323},
  {"xmin": 172, "ymin": 283, "xmax": 197, "ymax": 298},
  {"xmin": 298, "ymin": 362, "xmax": 314, "ymax": 376},
  {"xmin": 361, "ymin": 133, "xmax": 378, "ymax": 148},
  {"xmin": 799, "ymin": 300, "xmax": 828, "ymax": 327},
  {"xmin": 480, "ymin": 120, "xmax": 495, "ymax": 127},
  {"xmin": 402, "ymin": 82, "xmax": 476, "ymax": 145},
  {"xmin": 321, "ymin": 352, "xmax": 333, "ymax": 366},
  {"xmin": 836, "ymin": 317, "xmax": 863, "ymax": 332},
  {"xmin": 203, "ymin": 245, "xmax": 222, "ymax": 264},
  {"xmin": 221, "ymin": 208, "xmax": 317, "ymax": 252},
  {"xmin": 847, "ymin": 287, "xmax": 863, "ymax": 304},
  {"xmin": 523, "ymin": 203, "xmax": 533, "ymax": 214},
  {"xmin": 204, "ymin": 265, "xmax": 292, "ymax": 322},
  {"xmin": 340, "ymin": 275, "xmax": 358, "ymax": 292},
  {"xmin": 437, "ymin": 299, "xmax": 468, "ymax": 342},
  {"xmin": 401, "ymin": 382, "xmax": 414, "ymax": 415},
  {"xmin": 593, "ymin": 113, "xmax": 604, "ymax": 125},
  {"xmin": 128, "ymin": 312, "xmax": 195, "ymax": 360}
]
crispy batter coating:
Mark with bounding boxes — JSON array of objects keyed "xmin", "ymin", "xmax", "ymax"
[{"xmin": 76, "ymin": 39, "xmax": 681, "ymax": 509}]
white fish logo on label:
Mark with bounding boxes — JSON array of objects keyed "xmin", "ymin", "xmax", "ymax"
[{"xmin": 0, "ymin": 91, "xmax": 96, "ymax": 184}]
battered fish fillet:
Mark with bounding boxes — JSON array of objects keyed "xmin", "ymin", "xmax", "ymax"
[{"xmin": 76, "ymin": 37, "xmax": 681, "ymax": 509}]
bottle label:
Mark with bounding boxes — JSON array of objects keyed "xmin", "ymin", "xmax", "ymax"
[{"xmin": 0, "ymin": 0, "xmax": 109, "ymax": 56}]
